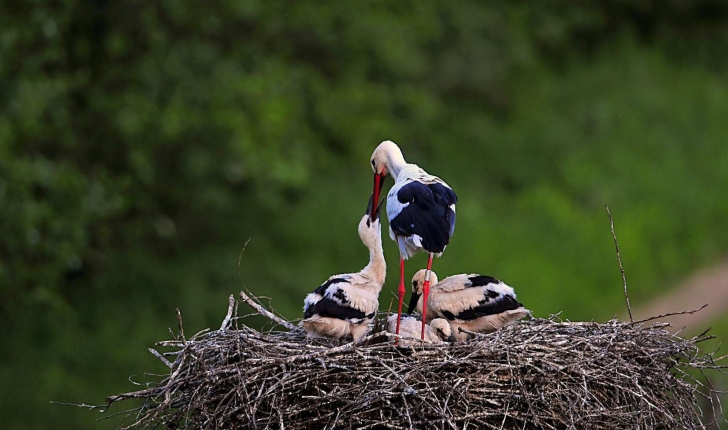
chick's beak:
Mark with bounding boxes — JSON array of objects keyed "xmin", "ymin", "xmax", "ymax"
[
  {"xmin": 407, "ymin": 292, "xmax": 421, "ymax": 315},
  {"xmin": 374, "ymin": 196, "xmax": 384, "ymax": 221},
  {"xmin": 366, "ymin": 193, "xmax": 374, "ymax": 217}
]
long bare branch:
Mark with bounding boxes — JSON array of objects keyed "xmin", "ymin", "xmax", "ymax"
[{"xmin": 606, "ymin": 205, "xmax": 633, "ymax": 323}]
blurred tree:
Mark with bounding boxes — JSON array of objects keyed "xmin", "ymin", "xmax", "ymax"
[{"xmin": 1, "ymin": 1, "xmax": 727, "ymax": 427}]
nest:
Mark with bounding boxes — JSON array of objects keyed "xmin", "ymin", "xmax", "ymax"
[{"xmin": 99, "ymin": 292, "xmax": 726, "ymax": 429}]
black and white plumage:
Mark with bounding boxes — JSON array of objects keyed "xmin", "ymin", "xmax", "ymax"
[
  {"xmin": 302, "ymin": 198, "xmax": 386, "ymax": 342},
  {"xmin": 409, "ymin": 269, "xmax": 530, "ymax": 342},
  {"xmin": 369, "ymin": 140, "xmax": 457, "ymax": 340},
  {"xmin": 370, "ymin": 141, "xmax": 457, "ymax": 259},
  {"xmin": 388, "ymin": 172, "xmax": 457, "ymax": 258},
  {"xmin": 387, "ymin": 314, "xmax": 454, "ymax": 346}
]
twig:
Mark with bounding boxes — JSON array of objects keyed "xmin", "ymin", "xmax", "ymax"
[
  {"xmin": 238, "ymin": 290, "xmax": 297, "ymax": 331},
  {"xmin": 631, "ymin": 304, "xmax": 708, "ymax": 325},
  {"xmin": 148, "ymin": 348, "xmax": 173, "ymax": 368},
  {"xmin": 176, "ymin": 308, "xmax": 186, "ymax": 343},
  {"xmin": 50, "ymin": 401, "xmax": 106, "ymax": 411},
  {"xmin": 220, "ymin": 294, "xmax": 235, "ymax": 331},
  {"xmin": 237, "ymin": 239, "xmax": 297, "ymax": 331},
  {"xmin": 605, "ymin": 205, "xmax": 633, "ymax": 323}
]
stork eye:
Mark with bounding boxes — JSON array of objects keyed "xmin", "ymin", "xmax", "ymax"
[{"xmin": 371, "ymin": 159, "xmax": 376, "ymax": 167}]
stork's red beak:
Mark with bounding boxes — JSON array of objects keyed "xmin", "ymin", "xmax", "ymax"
[{"xmin": 371, "ymin": 172, "xmax": 386, "ymax": 221}]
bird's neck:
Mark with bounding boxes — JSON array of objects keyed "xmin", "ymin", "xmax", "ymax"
[
  {"xmin": 386, "ymin": 150, "xmax": 408, "ymax": 180},
  {"xmin": 361, "ymin": 239, "xmax": 386, "ymax": 289}
]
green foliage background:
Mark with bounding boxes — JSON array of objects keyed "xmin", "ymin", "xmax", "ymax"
[{"xmin": 1, "ymin": 1, "xmax": 728, "ymax": 427}]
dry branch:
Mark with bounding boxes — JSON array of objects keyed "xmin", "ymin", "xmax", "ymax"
[
  {"xmin": 237, "ymin": 240, "xmax": 297, "ymax": 331},
  {"xmin": 606, "ymin": 205, "xmax": 633, "ymax": 323},
  {"xmin": 219, "ymin": 294, "xmax": 235, "ymax": 331},
  {"xmin": 238, "ymin": 290, "xmax": 297, "ymax": 331},
  {"xmin": 633, "ymin": 304, "xmax": 710, "ymax": 325},
  {"xmin": 101, "ymin": 296, "xmax": 726, "ymax": 430}
]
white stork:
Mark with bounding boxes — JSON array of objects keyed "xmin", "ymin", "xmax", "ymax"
[
  {"xmin": 302, "ymin": 195, "xmax": 386, "ymax": 342},
  {"xmin": 369, "ymin": 140, "xmax": 457, "ymax": 340},
  {"xmin": 409, "ymin": 269, "xmax": 530, "ymax": 341},
  {"xmin": 386, "ymin": 314, "xmax": 454, "ymax": 346}
]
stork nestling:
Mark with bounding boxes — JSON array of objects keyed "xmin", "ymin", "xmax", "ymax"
[
  {"xmin": 409, "ymin": 269, "xmax": 530, "ymax": 341},
  {"xmin": 302, "ymin": 195, "xmax": 386, "ymax": 342},
  {"xmin": 369, "ymin": 140, "xmax": 457, "ymax": 340},
  {"xmin": 386, "ymin": 314, "xmax": 454, "ymax": 346}
]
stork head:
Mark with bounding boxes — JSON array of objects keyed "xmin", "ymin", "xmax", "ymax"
[
  {"xmin": 359, "ymin": 193, "xmax": 384, "ymax": 246},
  {"xmin": 430, "ymin": 318, "xmax": 455, "ymax": 342},
  {"xmin": 408, "ymin": 269, "xmax": 439, "ymax": 314},
  {"xmin": 369, "ymin": 140, "xmax": 404, "ymax": 221}
]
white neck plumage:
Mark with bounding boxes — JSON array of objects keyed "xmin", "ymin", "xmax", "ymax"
[
  {"xmin": 386, "ymin": 151, "xmax": 408, "ymax": 180},
  {"xmin": 360, "ymin": 239, "xmax": 386, "ymax": 289},
  {"xmin": 378, "ymin": 140, "xmax": 408, "ymax": 179}
]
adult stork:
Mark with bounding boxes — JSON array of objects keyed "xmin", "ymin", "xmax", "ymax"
[
  {"xmin": 387, "ymin": 314, "xmax": 454, "ymax": 346},
  {"xmin": 370, "ymin": 140, "xmax": 457, "ymax": 340},
  {"xmin": 302, "ymin": 195, "xmax": 386, "ymax": 341},
  {"xmin": 409, "ymin": 269, "xmax": 530, "ymax": 341}
]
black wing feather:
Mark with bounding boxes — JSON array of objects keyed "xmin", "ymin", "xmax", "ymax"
[
  {"xmin": 441, "ymin": 295, "xmax": 523, "ymax": 321},
  {"xmin": 312, "ymin": 277, "xmax": 349, "ymax": 296},
  {"xmin": 390, "ymin": 181, "xmax": 457, "ymax": 253},
  {"xmin": 429, "ymin": 183, "xmax": 457, "ymax": 237},
  {"xmin": 467, "ymin": 275, "xmax": 501, "ymax": 287},
  {"xmin": 304, "ymin": 278, "xmax": 350, "ymax": 319},
  {"xmin": 307, "ymin": 297, "xmax": 368, "ymax": 321},
  {"xmin": 304, "ymin": 279, "xmax": 374, "ymax": 323}
]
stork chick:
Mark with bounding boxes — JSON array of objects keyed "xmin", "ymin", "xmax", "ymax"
[
  {"xmin": 369, "ymin": 140, "xmax": 457, "ymax": 340},
  {"xmin": 386, "ymin": 314, "xmax": 454, "ymax": 346},
  {"xmin": 409, "ymin": 269, "xmax": 530, "ymax": 341},
  {"xmin": 302, "ymin": 195, "xmax": 386, "ymax": 342}
]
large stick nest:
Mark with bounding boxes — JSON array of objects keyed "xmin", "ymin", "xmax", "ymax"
[{"xmin": 102, "ymin": 292, "xmax": 725, "ymax": 429}]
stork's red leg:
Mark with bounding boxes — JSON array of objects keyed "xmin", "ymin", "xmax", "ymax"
[
  {"xmin": 395, "ymin": 258, "xmax": 406, "ymax": 342},
  {"xmin": 421, "ymin": 253, "xmax": 434, "ymax": 340}
]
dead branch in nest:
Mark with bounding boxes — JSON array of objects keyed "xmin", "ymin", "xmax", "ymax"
[
  {"xmin": 606, "ymin": 205, "xmax": 633, "ymax": 323},
  {"xmin": 238, "ymin": 290, "xmax": 297, "ymax": 331},
  {"xmin": 633, "ymin": 304, "xmax": 710, "ymax": 325},
  {"xmin": 237, "ymin": 239, "xmax": 297, "ymax": 331},
  {"xmin": 219, "ymin": 294, "xmax": 235, "ymax": 331},
  {"xmin": 98, "ymin": 294, "xmax": 726, "ymax": 430}
]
